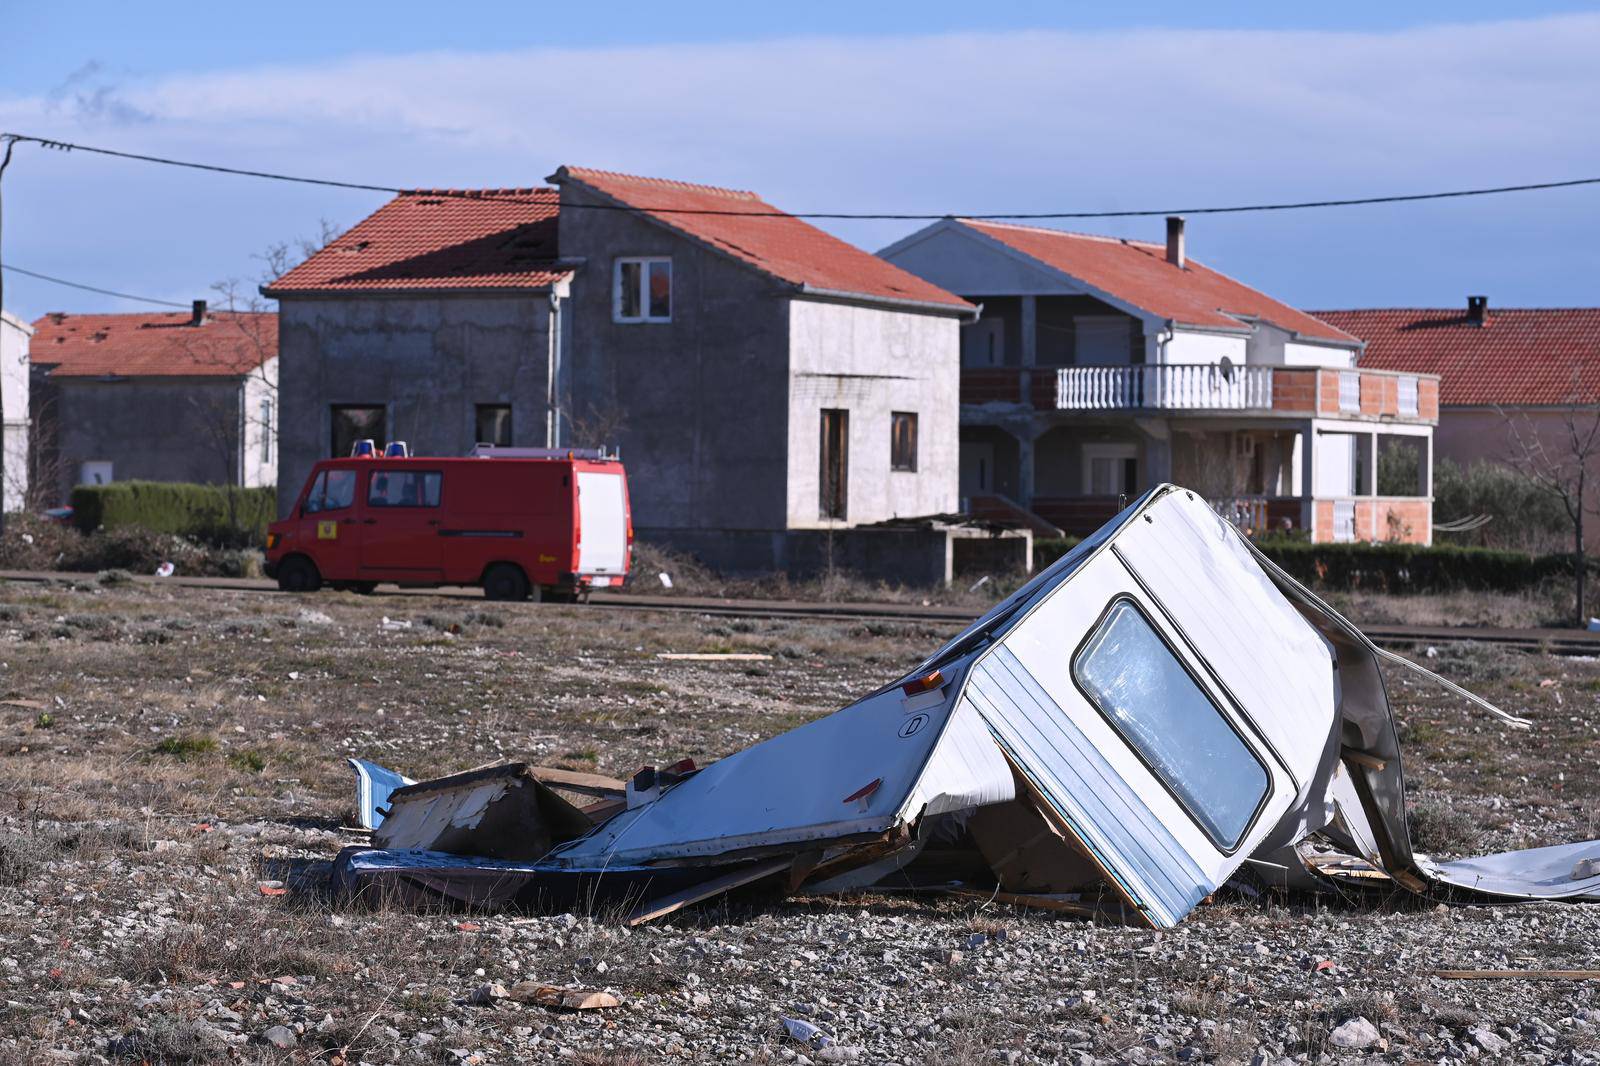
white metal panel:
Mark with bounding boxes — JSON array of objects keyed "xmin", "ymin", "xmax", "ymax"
[{"xmin": 576, "ymin": 471, "xmax": 627, "ymax": 574}]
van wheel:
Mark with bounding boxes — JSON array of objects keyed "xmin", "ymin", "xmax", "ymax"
[
  {"xmin": 482, "ymin": 564, "xmax": 530, "ymax": 602},
  {"xmin": 277, "ymin": 556, "xmax": 321, "ymax": 593}
]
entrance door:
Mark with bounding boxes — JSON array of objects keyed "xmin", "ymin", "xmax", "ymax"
[
  {"xmin": 300, "ymin": 467, "xmax": 364, "ymax": 579},
  {"xmin": 960, "ymin": 442, "xmax": 995, "ymax": 497},
  {"xmin": 360, "ymin": 467, "xmax": 444, "ymax": 579},
  {"xmin": 819, "ymin": 409, "xmax": 849, "ymax": 521},
  {"xmin": 1083, "ymin": 443, "xmax": 1138, "ymax": 495}
]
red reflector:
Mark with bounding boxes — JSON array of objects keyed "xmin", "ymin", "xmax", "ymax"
[{"xmin": 901, "ymin": 670, "xmax": 945, "ymax": 697}]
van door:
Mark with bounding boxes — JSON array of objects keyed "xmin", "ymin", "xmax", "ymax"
[
  {"xmin": 360, "ymin": 467, "xmax": 444, "ymax": 580},
  {"xmin": 300, "ymin": 467, "xmax": 364, "ymax": 579},
  {"xmin": 576, "ymin": 470, "xmax": 627, "ymax": 577}
]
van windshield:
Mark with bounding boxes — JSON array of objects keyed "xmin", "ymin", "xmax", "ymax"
[{"xmin": 304, "ymin": 470, "xmax": 357, "ymax": 514}]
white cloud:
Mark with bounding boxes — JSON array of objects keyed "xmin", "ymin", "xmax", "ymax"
[{"xmin": 2, "ymin": 15, "xmax": 1598, "ymax": 316}]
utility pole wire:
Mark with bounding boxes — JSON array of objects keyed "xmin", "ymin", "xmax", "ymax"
[
  {"xmin": 0, "ymin": 263, "xmax": 192, "ymax": 308},
  {"xmin": 5, "ymin": 131, "xmax": 1600, "ymax": 220}
]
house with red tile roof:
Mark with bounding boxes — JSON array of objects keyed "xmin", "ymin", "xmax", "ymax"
[
  {"xmin": 264, "ymin": 169, "xmax": 974, "ymax": 577},
  {"xmin": 28, "ymin": 302, "xmax": 278, "ymax": 502},
  {"xmin": 1315, "ymin": 300, "xmax": 1600, "ymax": 486},
  {"xmin": 881, "ymin": 218, "xmax": 1439, "ymax": 545},
  {"xmin": 1, "ymin": 309, "xmax": 31, "ymax": 511}
]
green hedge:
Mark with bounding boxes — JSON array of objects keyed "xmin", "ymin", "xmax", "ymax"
[
  {"xmin": 1034, "ymin": 534, "xmax": 1588, "ymax": 594},
  {"xmin": 70, "ymin": 481, "xmax": 276, "ymax": 545}
]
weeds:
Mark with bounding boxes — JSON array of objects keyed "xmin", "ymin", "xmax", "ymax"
[{"xmin": 152, "ymin": 735, "xmax": 218, "ymax": 760}]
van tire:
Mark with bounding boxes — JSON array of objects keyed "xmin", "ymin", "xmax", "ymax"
[
  {"xmin": 482, "ymin": 564, "xmax": 530, "ymax": 602},
  {"xmin": 277, "ymin": 556, "xmax": 321, "ymax": 593}
]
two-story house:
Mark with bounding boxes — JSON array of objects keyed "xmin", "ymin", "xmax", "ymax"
[
  {"xmin": 265, "ymin": 168, "xmax": 974, "ymax": 576},
  {"xmin": 881, "ymin": 217, "xmax": 1439, "ymax": 544},
  {"xmin": 1, "ymin": 309, "xmax": 30, "ymax": 512}
]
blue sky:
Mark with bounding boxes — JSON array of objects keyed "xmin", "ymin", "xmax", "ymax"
[{"xmin": 3, "ymin": 3, "xmax": 1598, "ymax": 319}]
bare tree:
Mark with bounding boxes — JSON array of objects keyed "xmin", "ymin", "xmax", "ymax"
[{"xmin": 1502, "ymin": 391, "xmax": 1600, "ymax": 627}]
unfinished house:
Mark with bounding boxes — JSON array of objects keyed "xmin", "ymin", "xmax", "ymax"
[
  {"xmin": 266, "ymin": 170, "xmax": 975, "ymax": 578},
  {"xmin": 28, "ymin": 303, "xmax": 278, "ymax": 503},
  {"xmin": 880, "ymin": 218, "xmax": 1440, "ymax": 544},
  {"xmin": 1, "ymin": 309, "xmax": 30, "ymax": 511}
]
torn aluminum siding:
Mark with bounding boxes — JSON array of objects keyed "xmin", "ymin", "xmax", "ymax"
[{"xmin": 349, "ymin": 758, "xmax": 415, "ymax": 830}]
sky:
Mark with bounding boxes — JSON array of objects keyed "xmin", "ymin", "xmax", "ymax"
[{"xmin": 2, "ymin": 2, "xmax": 1598, "ymax": 320}]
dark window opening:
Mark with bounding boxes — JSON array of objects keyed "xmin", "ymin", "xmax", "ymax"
[
  {"xmin": 332, "ymin": 405, "xmax": 385, "ymax": 459},
  {"xmin": 476, "ymin": 404, "xmax": 513, "ymax": 447},
  {"xmin": 819, "ymin": 409, "xmax": 849, "ymax": 521},
  {"xmin": 891, "ymin": 412, "xmax": 918, "ymax": 472},
  {"xmin": 368, "ymin": 470, "xmax": 442, "ymax": 508}
]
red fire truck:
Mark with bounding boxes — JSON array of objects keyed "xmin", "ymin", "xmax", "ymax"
[{"xmin": 265, "ymin": 446, "xmax": 631, "ymax": 601}]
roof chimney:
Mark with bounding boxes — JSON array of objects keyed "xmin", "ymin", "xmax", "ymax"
[
  {"xmin": 1165, "ymin": 216, "xmax": 1186, "ymax": 269},
  {"xmin": 190, "ymin": 299, "xmax": 208, "ymax": 326},
  {"xmin": 1467, "ymin": 294, "xmax": 1488, "ymax": 326}
]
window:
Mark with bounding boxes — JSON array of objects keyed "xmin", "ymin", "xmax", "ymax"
[
  {"xmin": 1082, "ymin": 443, "xmax": 1138, "ymax": 495},
  {"xmin": 615, "ymin": 257, "xmax": 671, "ymax": 322},
  {"xmin": 890, "ymin": 412, "xmax": 918, "ymax": 472},
  {"xmin": 1338, "ymin": 371, "xmax": 1361, "ymax": 412},
  {"xmin": 1398, "ymin": 376, "xmax": 1419, "ymax": 417},
  {"xmin": 819, "ymin": 409, "xmax": 849, "ymax": 521},
  {"xmin": 1073, "ymin": 599, "xmax": 1269, "ymax": 850},
  {"xmin": 331, "ymin": 405, "xmax": 386, "ymax": 459},
  {"xmin": 368, "ymin": 470, "xmax": 442, "ymax": 508},
  {"xmin": 304, "ymin": 469, "xmax": 357, "ymax": 514},
  {"xmin": 1333, "ymin": 500, "xmax": 1356, "ymax": 542},
  {"xmin": 475, "ymin": 404, "xmax": 513, "ymax": 447},
  {"xmin": 260, "ymin": 399, "xmax": 273, "ymax": 464},
  {"xmin": 1074, "ymin": 316, "xmax": 1133, "ymax": 366}
]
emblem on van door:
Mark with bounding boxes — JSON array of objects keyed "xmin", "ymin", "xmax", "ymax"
[
  {"xmin": 898, "ymin": 713, "xmax": 928, "ymax": 739},
  {"xmin": 317, "ymin": 521, "xmax": 338, "ymax": 540}
]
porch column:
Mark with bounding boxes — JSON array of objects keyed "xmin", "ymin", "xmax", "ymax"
[
  {"xmin": 1299, "ymin": 421, "xmax": 1316, "ymax": 539},
  {"xmin": 1018, "ymin": 296, "xmax": 1037, "ymax": 407},
  {"xmin": 1018, "ymin": 430, "xmax": 1036, "ymax": 508}
]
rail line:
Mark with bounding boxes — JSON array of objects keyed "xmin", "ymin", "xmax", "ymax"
[{"xmin": 3, "ymin": 569, "xmax": 1598, "ymax": 655}]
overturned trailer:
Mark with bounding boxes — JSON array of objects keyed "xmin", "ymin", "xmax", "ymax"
[{"xmin": 336, "ymin": 485, "xmax": 1600, "ymax": 927}]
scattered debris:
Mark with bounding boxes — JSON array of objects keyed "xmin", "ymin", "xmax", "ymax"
[
  {"xmin": 782, "ymin": 1016, "xmax": 833, "ymax": 1049},
  {"xmin": 658, "ymin": 571, "xmax": 673, "ymax": 589},
  {"xmin": 154, "ymin": 561, "xmax": 175, "ymax": 578},
  {"xmin": 380, "ymin": 616, "xmax": 412, "ymax": 631},
  {"xmin": 334, "ymin": 485, "xmax": 1600, "ymax": 928},
  {"xmin": 656, "ymin": 652, "xmax": 772, "ymax": 661},
  {"xmin": 1432, "ymin": 969, "xmax": 1600, "ymax": 981},
  {"xmin": 509, "ymin": 983, "xmax": 620, "ymax": 1010}
]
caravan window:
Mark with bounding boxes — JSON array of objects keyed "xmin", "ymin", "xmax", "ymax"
[{"xmin": 1073, "ymin": 599, "xmax": 1268, "ymax": 849}]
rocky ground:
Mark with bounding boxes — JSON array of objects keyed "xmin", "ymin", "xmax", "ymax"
[{"xmin": 0, "ymin": 576, "xmax": 1597, "ymax": 1065}]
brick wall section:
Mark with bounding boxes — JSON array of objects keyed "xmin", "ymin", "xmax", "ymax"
[
  {"xmin": 1361, "ymin": 373, "xmax": 1397, "ymax": 416},
  {"xmin": 1271, "ymin": 368, "xmax": 1318, "ymax": 413},
  {"xmin": 1376, "ymin": 498, "xmax": 1430, "ymax": 543},
  {"xmin": 1314, "ymin": 500, "xmax": 1333, "ymax": 542},
  {"xmin": 1316, "ymin": 370, "xmax": 1343, "ymax": 415},
  {"xmin": 960, "ymin": 368, "xmax": 1022, "ymax": 405},
  {"xmin": 1418, "ymin": 377, "xmax": 1440, "ymax": 421}
]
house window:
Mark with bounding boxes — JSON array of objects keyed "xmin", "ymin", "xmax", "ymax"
[
  {"xmin": 1083, "ymin": 442, "xmax": 1138, "ymax": 496},
  {"xmin": 1333, "ymin": 500, "xmax": 1356, "ymax": 542},
  {"xmin": 331, "ymin": 404, "xmax": 386, "ymax": 459},
  {"xmin": 1074, "ymin": 316, "xmax": 1133, "ymax": 366},
  {"xmin": 260, "ymin": 399, "xmax": 273, "ymax": 464},
  {"xmin": 475, "ymin": 404, "xmax": 513, "ymax": 447},
  {"xmin": 615, "ymin": 257, "xmax": 671, "ymax": 322},
  {"xmin": 1398, "ymin": 376, "xmax": 1419, "ymax": 417},
  {"xmin": 1074, "ymin": 598, "xmax": 1268, "ymax": 850},
  {"xmin": 368, "ymin": 470, "xmax": 442, "ymax": 508},
  {"xmin": 1338, "ymin": 371, "xmax": 1361, "ymax": 412},
  {"xmin": 819, "ymin": 409, "xmax": 849, "ymax": 521},
  {"xmin": 890, "ymin": 412, "xmax": 918, "ymax": 472}
]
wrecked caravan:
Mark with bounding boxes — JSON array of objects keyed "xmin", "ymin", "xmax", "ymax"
[{"xmin": 337, "ymin": 485, "xmax": 1600, "ymax": 927}]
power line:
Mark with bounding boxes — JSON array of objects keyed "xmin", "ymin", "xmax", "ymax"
[
  {"xmin": 6, "ymin": 131, "xmax": 1600, "ymax": 221},
  {"xmin": 1, "ymin": 262, "xmax": 192, "ymax": 308}
]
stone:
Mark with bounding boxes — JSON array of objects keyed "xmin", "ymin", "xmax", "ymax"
[
  {"xmin": 1467, "ymin": 1027, "xmax": 1509, "ymax": 1055},
  {"xmin": 471, "ymin": 982, "xmax": 508, "ymax": 1004},
  {"xmin": 1329, "ymin": 1017, "xmax": 1380, "ymax": 1050},
  {"xmin": 260, "ymin": 1024, "xmax": 298, "ymax": 1049}
]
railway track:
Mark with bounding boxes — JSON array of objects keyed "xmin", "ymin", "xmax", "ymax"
[{"xmin": 4, "ymin": 568, "xmax": 1599, "ymax": 655}]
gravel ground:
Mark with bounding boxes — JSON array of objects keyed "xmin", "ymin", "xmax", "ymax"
[{"xmin": 0, "ymin": 576, "xmax": 1597, "ymax": 1065}]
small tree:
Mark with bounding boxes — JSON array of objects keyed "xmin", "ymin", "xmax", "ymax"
[{"xmin": 1501, "ymin": 392, "xmax": 1600, "ymax": 627}]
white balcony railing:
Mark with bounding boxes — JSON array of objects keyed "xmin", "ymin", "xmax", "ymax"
[{"xmin": 1056, "ymin": 364, "xmax": 1275, "ymax": 411}]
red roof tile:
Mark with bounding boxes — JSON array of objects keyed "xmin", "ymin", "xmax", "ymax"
[
  {"xmin": 958, "ymin": 220, "xmax": 1354, "ymax": 344},
  {"xmin": 265, "ymin": 189, "xmax": 567, "ymax": 294},
  {"xmin": 30, "ymin": 311, "xmax": 277, "ymax": 378},
  {"xmin": 555, "ymin": 167, "xmax": 971, "ymax": 312},
  {"xmin": 1315, "ymin": 307, "xmax": 1600, "ymax": 406}
]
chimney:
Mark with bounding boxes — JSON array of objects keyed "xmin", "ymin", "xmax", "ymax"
[
  {"xmin": 1165, "ymin": 216, "xmax": 1186, "ymax": 269},
  {"xmin": 1466, "ymin": 294, "xmax": 1488, "ymax": 326},
  {"xmin": 190, "ymin": 299, "xmax": 208, "ymax": 326}
]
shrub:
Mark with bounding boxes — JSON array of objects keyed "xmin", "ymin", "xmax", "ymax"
[
  {"xmin": 1433, "ymin": 458, "xmax": 1568, "ymax": 552},
  {"xmin": 1254, "ymin": 537, "xmax": 1590, "ymax": 595},
  {"xmin": 69, "ymin": 481, "xmax": 276, "ymax": 546}
]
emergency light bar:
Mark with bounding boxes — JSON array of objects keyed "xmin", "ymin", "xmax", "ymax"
[
  {"xmin": 470, "ymin": 444, "xmax": 620, "ymax": 461},
  {"xmin": 384, "ymin": 441, "xmax": 410, "ymax": 458},
  {"xmin": 350, "ymin": 439, "xmax": 377, "ymax": 458}
]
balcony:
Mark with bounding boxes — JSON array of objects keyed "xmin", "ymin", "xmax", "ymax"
[{"xmin": 1057, "ymin": 364, "xmax": 1275, "ymax": 411}]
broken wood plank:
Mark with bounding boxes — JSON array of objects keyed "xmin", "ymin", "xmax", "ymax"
[
  {"xmin": 1340, "ymin": 747, "xmax": 1388, "ymax": 773},
  {"xmin": 507, "ymin": 982, "xmax": 621, "ymax": 1009},
  {"xmin": 625, "ymin": 858, "xmax": 790, "ymax": 927},
  {"xmin": 943, "ymin": 886, "xmax": 1108, "ymax": 919},
  {"xmin": 0, "ymin": 698, "xmax": 46, "ymax": 710},
  {"xmin": 526, "ymin": 766, "xmax": 626, "ymax": 797},
  {"xmin": 1431, "ymin": 969, "xmax": 1600, "ymax": 981},
  {"xmin": 655, "ymin": 652, "xmax": 773, "ymax": 661}
]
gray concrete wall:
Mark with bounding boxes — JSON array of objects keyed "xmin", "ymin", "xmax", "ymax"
[
  {"xmin": 1, "ymin": 311, "xmax": 30, "ymax": 511},
  {"xmin": 47, "ymin": 377, "xmax": 246, "ymax": 501},
  {"xmin": 274, "ymin": 294, "xmax": 552, "ymax": 517},
  {"xmin": 557, "ymin": 181, "xmax": 793, "ymax": 535}
]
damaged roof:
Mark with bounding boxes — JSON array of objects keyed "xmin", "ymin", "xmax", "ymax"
[{"xmin": 29, "ymin": 311, "xmax": 276, "ymax": 378}]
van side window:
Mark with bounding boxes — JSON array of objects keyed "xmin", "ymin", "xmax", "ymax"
[
  {"xmin": 304, "ymin": 470, "xmax": 357, "ymax": 514},
  {"xmin": 368, "ymin": 471, "xmax": 442, "ymax": 508}
]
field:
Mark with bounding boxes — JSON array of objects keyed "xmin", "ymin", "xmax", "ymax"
[{"xmin": 1, "ymin": 577, "xmax": 1598, "ymax": 1064}]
